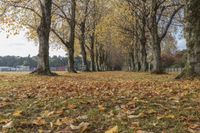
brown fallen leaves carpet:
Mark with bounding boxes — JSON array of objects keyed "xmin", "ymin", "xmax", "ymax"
[{"xmin": 0, "ymin": 72, "xmax": 200, "ymax": 133}]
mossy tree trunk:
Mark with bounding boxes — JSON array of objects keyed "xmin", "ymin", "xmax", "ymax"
[{"xmin": 176, "ymin": 0, "xmax": 200, "ymax": 79}]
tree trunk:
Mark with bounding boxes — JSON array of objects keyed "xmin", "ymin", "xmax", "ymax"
[
  {"xmin": 150, "ymin": 1, "xmax": 163, "ymax": 74},
  {"xmin": 140, "ymin": 16, "xmax": 148, "ymax": 72},
  {"xmin": 67, "ymin": 0, "xmax": 77, "ymax": 73},
  {"xmin": 32, "ymin": 0, "xmax": 54, "ymax": 76},
  {"xmin": 96, "ymin": 46, "xmax": 100, "ymax": 71},
  {"xmin": 134, "ymin": 46, "xmax": 140, "ymax": 72},
  {"xmin": 80, "ymin": 22, "xmax": 90, "ymax": 72},
  {"xmin": 68, "ymin": 47, "xmax": 76, "ymax": 73},
  {"xmin": 152, "ymin": 38, "xmax": 163, "ymax": 74},
  {"xmin": 140, "ymin": 43, "xmax": 147, "ymax": 72},
  {"xmin": 176, "ymin": 0, "xmax": 200, "ymax": 79},
  {"xmin": 90, "ymin": 34, "xmax": 96, "ymax": 71}
]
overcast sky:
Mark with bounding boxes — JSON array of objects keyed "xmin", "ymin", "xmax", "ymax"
[
  {"xmin": 0, "ymin": 31, "xmax": 66, "ymax": 57},
  {"xmin": 0, "ymin": 30, "xmax": 186, "ymax": 57}
]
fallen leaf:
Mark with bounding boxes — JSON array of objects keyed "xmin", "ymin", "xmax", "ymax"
[
  {"xmin": 77, "ymin": 115, "xmax": 88, "ymax": 120},
  {"xmin": 55, "ymin": 119, "xmax": 63, "ymax": 126},
  {"xmin": 2, "ymin": 121, "xmax": 14, "ymax": 129},
  {"xmin": 33, "ymin": 117, "xmax": 46, "ymax": 126},
  {"xmin": 0, "ymin": 119, "xmax": 11, "ymax": 124},
  {"xmin": 13, "ymin": 110, "xmax": 23, "ymax": 117},
  {"xmin": 189, "ymin": 124, "xmax": 200, "ymax": 129},
  {"xmin": 41, "ymin": 110, "xmax": 54, "ymax": 118},
  {"xmin": 147, "ymin": 109, "xmax": 156, "ymax": 114},
  {"xmin": 187, "ymin": 128, "xmax": 200, "ymax": 133},
  {"xmin": 55, "ymin": 109, "xmax": 65, "ymax": 116},
  {"xmin": 98, "ymin": 105, "xmax": 106, "ymax": 112},
  {"xmin": 131, "ymin": 122, "xmax": 140, "ymax": 128},
  {"xmin": 157, "ymin": 114, "xmax": 175, "ymax": 120},
  {"xmin": 67, "ymin": 104, "xmax": 77, "ymax": 110},
  {"xmin": 136, "ymin": 130, "xmax": 154, "ymax": 133},
  {"xmin": 128, "ymin": 112, "xmax": 145, "ymax": 119},
  {"xmin": 70, "ymin": 122, "xmax": 90, "ymax": 132},
  {"xmin": 105, "ymin": 126, "xmax": 118, "ymax": 133}
]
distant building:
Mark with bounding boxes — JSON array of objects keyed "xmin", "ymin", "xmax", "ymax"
[
  {"xmin": 16, "ymin": 66, "xmax": 30, "ymax": 71},
  {"xmin": 0, "ymin": 67, "xmax": 15, "ymax": 71},
  {"xmin": 0, "ymin": 66, "xmax": 30, "ymax": 72}
]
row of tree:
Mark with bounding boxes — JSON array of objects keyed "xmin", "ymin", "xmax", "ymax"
[
  {"xmin": 0, "ymin": 0, "xmax": 199, "ymax": 78},
  {"xmin": 0, "ymin": 50, "xmax": 187, "ymax": 70}
]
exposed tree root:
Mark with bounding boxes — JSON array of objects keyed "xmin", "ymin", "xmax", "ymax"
[
  {"xmin": 68, "ymin": 70, "xmax": 78, "ymax": 73},
  {"xmin": 31, "ymin": 69, "xmax": 58, "ymax": 76},
  {"xmin": 151, "ymin": 70, "xmax": 167, "ymax": 75},
  {"xmin": 175, "ymin": 70, "xmax": 199, "ymax": 80}
]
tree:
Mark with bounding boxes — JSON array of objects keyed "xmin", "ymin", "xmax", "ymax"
[
  {"xmin": 84, "ymin": 0, "xmax": 109, "ymax": 71},
  {"xmin": 1, "ymin": 0, "xmax": 54, "ymax": 75},
  {"xmin": 32, "ymin": 0, "xmax": 54, "ymax": 75},
  {"xmin": 76, "ymin": 0, "xmax": 91, "ymax": 72},
  {"xmin": 124, "ymin": 0, "xmax": 149, "ymax": 72},
  {"xmin": 51, "ymin": 0, "xmax": 77, "ymax": 73},
  {"xmin": 176, "ymin": 0, "xmax": 200, "ymax": 79},
  {"xmin": 147, "ymin": 0, "xmax": 183, "ymax": 74}
]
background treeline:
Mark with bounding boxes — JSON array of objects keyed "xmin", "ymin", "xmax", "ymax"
[
  {"xmin": 0, "ymin": 55, "xmax": 72, "ymax": 68},
  {"xmin": 0, "ymin": 49, "xmax": 186, "ymax": 70},
  {"xmin": 0, "ymin": 0, "xmax": 199, "ymax": 78}
]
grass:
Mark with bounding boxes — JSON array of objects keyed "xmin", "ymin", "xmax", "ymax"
[{"xmin": 0, "ymin": 72, "xmax": 200, "ymax": 133}]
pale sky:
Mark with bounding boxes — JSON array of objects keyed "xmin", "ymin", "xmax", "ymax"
[
  {"xmin": 0, "ymin": 30, "xmax": 186, "ymax": 57},
  {"xmin": 0, "ymin": 31, "xmax": 66, "ymax": 57}
]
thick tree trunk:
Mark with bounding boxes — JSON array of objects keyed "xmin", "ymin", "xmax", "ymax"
[
  {"xmin": 176, "ymin": 0, "xmax": 200, "ymax": 79},
  {"xmin": 152, "ymin": 38, "xmax": 163, "ymax": 74},
  {"xmin": 67, "ymin": 0, "xmax": 77, "ymax": 73},
  {"xmin": 80, "ymin": 22, "xmax": 90, "ymax": 72},
  {"xmin": 150, "ymin": 1, "xmax": 163, "ymax": 74},
  {"xmin": 68, "ymin": 48, "xmax": 76, "ymax": 73},
  {"xmin": 32, "ymin": 0, "xmax": 54, "ymax": 76}
]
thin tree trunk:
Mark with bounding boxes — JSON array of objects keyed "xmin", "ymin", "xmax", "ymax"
[
  {"xmin": 140, "ymin": 16, "xmax": 148, "ymax": 72},
  {"xmin": 96, "ymin": 46, "xmax": 100, "ymax": 71},
  {"xmin": 140, "ymin": 43, "xmax": 147, "ymax": 72},
  {"xmin": 90, "ymin": 34, "xmax": 96, "ymax": 71},
  {"xmin": 32, "ymin": 0, "xmax": 54, "ymax": 76},
  {"xmin": 80, "ymin": 22, "xmax": 90, "ymax": 71}
]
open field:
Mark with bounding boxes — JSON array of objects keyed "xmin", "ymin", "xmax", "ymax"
[{"xmin": 0, "ymin": 72, "xmax": 200, "ymax": 133}]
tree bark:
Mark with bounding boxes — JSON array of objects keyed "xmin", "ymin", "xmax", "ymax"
[
  {"xmin": 96, "ymin": 46, "xmax": 100, "ymax": 71},
  {"xmin": 67, "ymin": 0, "xmax": 77, "ymax": 73},
  {"xmin": 134, "ymin": 45, "xmax": 140, "ymax": 71},
  {"xmin": 140, "ymin": 43, "xmax": 147, "ymax": 72},
  {"xmin": 90, "ymin": 34, "xmax": 96, "ymax": 71},
  {"xmin": 150, "ymin": 0, "xmax": 163, "ymax": 74},
  {"xmin": 176, "ymin": 0, "xmax": 200, "ymax": 79},
  {"xmin": 152, "ymin": 35, "xmax": 162, "ymax": 74},
  {"xmin": 68, "ymin": 47, "xmax": 76, "ymax": 73},
  {"xmin": 140, "ymin": 17, "xmax": 148, "ymax": 72},
  {"xmin": 32, "ymin": 0, "xmax": 54, "ymax": 76},
  {"xmin": 80, "ymin": 22, "xmax": 90, "ymax": 72}
]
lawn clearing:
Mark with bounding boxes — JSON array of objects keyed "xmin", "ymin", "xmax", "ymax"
[{"xmin": 0, "ymin": 72, "xmax": 200, "ymax": 133}]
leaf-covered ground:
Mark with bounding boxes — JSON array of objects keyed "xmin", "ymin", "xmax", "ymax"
[{"xmin": 0, "ymin": 72, "xmax": 200, "ymax": 133}]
